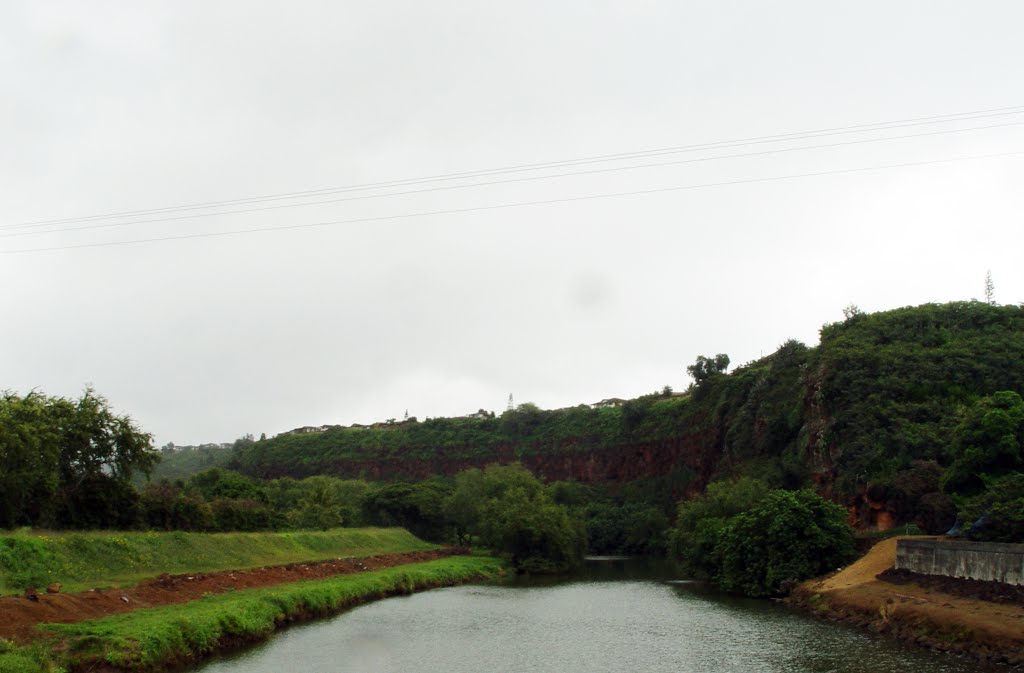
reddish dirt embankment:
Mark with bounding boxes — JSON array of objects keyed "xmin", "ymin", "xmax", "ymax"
[
  {"xmin": 789, "ymin": 537, "xmax": 1024, "ymax": 666},
  {"xmin": 0, "ymin": 547, "xmax": 467, "ymax": 644}
]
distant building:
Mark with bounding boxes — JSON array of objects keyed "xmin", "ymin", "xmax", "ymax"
[
  {"xmin": 592, "ymin": 398, "xmax": 627, "ymax": 409},
  {"xmin": 284, "ymin": 424, "xmax": 340, "ymax": 435}
]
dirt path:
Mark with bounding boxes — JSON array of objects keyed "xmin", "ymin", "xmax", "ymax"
[
  {"xmin": 791, "ymin": 537, "xmax": 1024, "ymax": 666},
  {"xmin": 0, "ymin": 547, "xmax": 467, "ymax": 644}
]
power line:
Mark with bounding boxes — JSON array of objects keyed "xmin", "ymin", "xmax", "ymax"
[
  {"xmin": 7, "ymin": 104, "xmax": 1024, "ymax": 230},
  {"xmin": 3, "ymin": 149, "xmax": 1020, "ymax": 256},
  {"xmin": 6, "ymin": 118, "xmax": 1022, "ymax": 240}
]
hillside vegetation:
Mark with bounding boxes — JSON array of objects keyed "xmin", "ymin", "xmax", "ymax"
[
  {"xmin": 0, "ymin": 527, "xmax": 434, "ymax": 595},
  {"xmin": 229, "ymin": 302, "xmax": 1024, "ymax": 532},
  {"xmin": 143, "ymin": 444, "xmax": 234, "ymax": 484}
]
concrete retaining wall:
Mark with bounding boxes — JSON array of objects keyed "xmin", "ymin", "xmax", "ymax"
[{"xmin": 895, "ymin": 538, "xmax": 1024, "ymax": 586}]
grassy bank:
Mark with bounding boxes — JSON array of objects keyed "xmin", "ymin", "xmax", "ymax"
[
  {"xmin": 0, "ymin": 528, "xmax": 436, "ymax": 595},
  {"xmin": 0, "ymin": 555, "xmax": 503, "ymax": 673}
]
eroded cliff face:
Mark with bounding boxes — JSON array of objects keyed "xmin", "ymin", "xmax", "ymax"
[
  {"xmin": 237, "ymin": 303, "xmax": 1024, "ymax": 534},
  {"xmin": 319, "ymin": 431, "xmax": 725, "ymax": 493}
]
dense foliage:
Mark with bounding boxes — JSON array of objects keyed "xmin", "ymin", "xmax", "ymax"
[
  {"xmin": 446, "ymin": 464, "xmax": 585, "ymax": 572},
  {"xmin": 143, "ymin": 443, "xmax": 234, "ymax": 484},
  {"xmin": 5, "ymin": 301, "xmax": 1021, "ymax": 556},
  {"xmin": 943, "ymin": 391, "xmax": 1024, "ymax": 542},
  {"xmin": 0, "ymin": 389, "xmax": 156, "ymax": 529},
  {"xmin": 714, "ymin": 490, "xmax": 856, "ymax": 597},
  {"xmin": 670, "ymin": 477, "xmax": 770, "ymax": 579},
  {"xmin": 816, "ymin": 303, "xmax": 1024, "ymax": 497},
  {"xmin": 671, "ymin": 480, "xmax": 856, "ymax": 597},
  {"xmin": 227, "ymin": 393, "xmax": 687, "ymax": 479},
  {"xmin": 227, "ymin": 304, "xmax": 1024, "ymax": 529}
]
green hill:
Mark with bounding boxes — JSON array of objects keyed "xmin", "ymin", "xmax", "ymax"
[{"xmin": 228, "ymin": 301, "xmax": 1024, "ymax": 529}]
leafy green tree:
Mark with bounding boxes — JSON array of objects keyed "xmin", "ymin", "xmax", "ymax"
[
  {"xmin": 140, "ymin": 481, "xmax": 213, "ymax": 531},
  {"xmin": 943, "ymin": 391, "xmax": 1024, "ymax": 497},
  {"xmin": 0, "ymin": 392, "xmax": 61, "ymax": 527},
  {"xmin": 209, "ymin": 497, "xmax": 275, "ymax": 531},
  {"xmin": 187, "ymin": 468, "xmax": 267, "ymax": 502},
  {"xmin": 363, "ymin": 480, "xmax": 452, "ymax": 542},
  {"xmin": 446, "ymin": 464, "xmax": 584, "ymax": 572},
  {"xmin": 285, "ymin": 476, "xmax": 348, "ymax": 530},
  {"xmin": 54, "ymin": 388, "xmax": 156, "ymax": 489},
  {"xmin": 481, "ymin": 486, "xmax": 585, "ymax": 573},
  {"xmin": 56, "ymin": 473, "xmax": 142, "ymax": 529},
  {"xmin": 670, "ymin": 477, "xmax": 770, "ymax": 578},
  {"xmin": 714, "ymin": 489, "xmax": 855, "ymax": 597},
  {"xmin": 445, "ymin": 468, "xmax": 487, "ymax": 545},
  {"xmin": 288, "ymin": 501, "xmax": 343, "ymax": 530},
  {"xmin": 686, "ymin": 354, "xmax": 730, "ymax": 393},
  {"xmin": 0, "ymin": 388, "xmax": 155, "ymax": 529},
  {"xmin": 499, "ymin": 402, "xmax": 545, "ymax": 438},
  {"xmin": 585, "ymin": 501, "xmax": 669, "ymax": 555},
  {"xmin": 957, "ymin": 472, "xmax": 1024, "ymax": 542}
]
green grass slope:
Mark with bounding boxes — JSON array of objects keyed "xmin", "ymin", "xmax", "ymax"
[
  {"xmin": 0, "ymin": 527, "xmax": 435, "ymax": 595},
  {"xmin": 0, "ymin": 556, "xmax": 504, "ymax": 673}
]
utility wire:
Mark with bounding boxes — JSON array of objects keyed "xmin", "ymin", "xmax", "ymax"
[
  {"xmin": 6, "ymin": 118, "xmax": 1022, "ymax": 240},
  {"xmin": 7, "ymin": 104, "xmax": 1024, "ymax": 230},
  {"xmin": 3, "ymin": 149, "xmax": 1020, "ymax": 255}
]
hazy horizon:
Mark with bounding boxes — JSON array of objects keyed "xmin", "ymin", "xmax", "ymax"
[{"xmin": 3, "ymin": 2, "xmax": 1023, "ymax": 445}]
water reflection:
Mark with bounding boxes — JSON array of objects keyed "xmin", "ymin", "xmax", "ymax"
[{"xmin": 195, "ymin": 558, "xmax": 996, "ymax": 673}]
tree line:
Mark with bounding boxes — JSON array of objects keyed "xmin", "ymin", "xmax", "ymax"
[{"xmin": 0, "ymin": 389, "xmax": 155, "ymax": 529}]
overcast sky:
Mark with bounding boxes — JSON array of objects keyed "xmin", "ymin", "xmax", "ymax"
[{"xmin": 2, "ymin": 1, "xmax": 1023, "ymax": 445}]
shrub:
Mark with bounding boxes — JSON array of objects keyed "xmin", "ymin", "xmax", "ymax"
[{"xmin": 714, "ymin": 490, "xmax": 856, "ymax": 597}]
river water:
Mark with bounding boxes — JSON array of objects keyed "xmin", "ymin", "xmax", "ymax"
[{"xmin": 195, "ymin": 558, "xmax": 994, "ymax": 673}]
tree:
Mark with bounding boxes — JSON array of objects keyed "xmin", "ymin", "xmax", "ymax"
[
  {"xmin": 187, "ymin": 468, "xmax": 267, "ymax": 502},
  {"xmin": 942, "ymin": 391, "xmax": 1024, "ymax": 542},
  {"xmin": 686, "ymin": 354, "xmax": 730, "ymax": 390},
  {"xmin": 714, "ymin": 489, "xmax": 856, "ymax": 597},
  {"xmin": 499, "ymin": 402, "xmax": 544, "ymax": 438},
  {"xmin": 942, "ymin": 391, "xmax": 1024, "ymax": 497},
  {"xmin": 54, "ymin": 388, "xmax": 156, "ymax": 491},
  {"xmin": 482, "ymin": 486, "xmax": 585, "ymax": 573},
  {"xmin": 670, "ymin": 477, "xmax": 771, "ymax": 578},
  {"xmin": 0, "ymin": 392, "xmax": 62, "ymax": 527},
  {"xmin": 985, "ymin": 270, "xmax": 995, "ymax": 305},
  {"xmin": 445, "ymin": 464, "xmax": 584, "ymax": 572},
  {"xmin": 0, "ymin": 388, "xmax": 156, "ymax": 528},
  {"xmin": 842, "ymin": 303, "xmax": 862, "ymax": 320},
  {"xmin": 363, "ymin": 480, "xmax": 452, "ymax": 541},
  {"xmin": 956, "ymin": 473, "xmax": 1024, "ymax": 542}
]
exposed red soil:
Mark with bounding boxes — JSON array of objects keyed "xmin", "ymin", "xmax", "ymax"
[{"xmin": 0, "ymin": 547, "xmax": 468, "ymax": 644}]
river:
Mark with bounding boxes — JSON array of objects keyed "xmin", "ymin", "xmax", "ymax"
[{"xmin": 195, "ymin": 557, "xmax": 995, "ymax": 673}]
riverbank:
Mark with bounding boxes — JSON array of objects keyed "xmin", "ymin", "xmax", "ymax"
[
  {"xmin": 788, "ymin": 537, "xmax": 1024, "ymax": 666},
  {"xmin": 0, "ymin": 528, "xmax": 436, "ymax": 596},
  {"xmin": 0, "ymin": 555, "xmax": 504, "ymax": 673},
  {"xmin": 0, "ymin": 547, "xmax": 465, "ymax": 643}
]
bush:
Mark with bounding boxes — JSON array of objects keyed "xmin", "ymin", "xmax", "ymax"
[
  {"xmin": 670, "ymin": 477, "xmax": 770, "ymax": 578},
  {"xmin": 446, "ymin": 464, "xmax": 585, "ymax": 572},
  {"xmin": 714, "ymin": 490, "xmax": 856, "ymax": 597},
  {"xmin": 960, "ymin": 473, "xmax": 1024, "ymax": 542}
]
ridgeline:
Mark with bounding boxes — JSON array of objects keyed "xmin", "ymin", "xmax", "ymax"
[{"xmin": 227, "ymin": 301, "xmax": 1024, "ymax": 530}]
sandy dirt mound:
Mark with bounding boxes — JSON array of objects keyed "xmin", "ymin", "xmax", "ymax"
[
  {"xmin": 791, "ymin": 536, "xmax": 1024, "ymax": 666},
  {"xmin": 0, "ymin": 547, "xmax": 467, "ymax": 644},
  {"xmin": 813, "ymin": 536, "xmax": 903, "ymax": 592}
]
